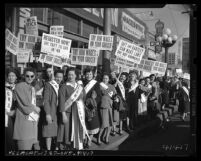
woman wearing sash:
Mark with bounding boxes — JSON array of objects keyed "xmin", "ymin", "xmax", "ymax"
[
  {"xmin": 100, "ymin": 73, "xmax": 117, "ymax": 144},
  {"xmin": 42, "ymin": 70, "xmax": 64, "ymax": 150},
  {"xmin": 5, "ymin": 68, "xmax": 18, "ymax": 153},
  {"xmin": 126, "ymin": 72, "xmax": 140, "ymax": 130},
  {"xmin": 13, "ymin": 68, "xmax": 41, "ymax": 150},
  {"xmin": 83, "ymin": 68, "xmax": 102, "ymax": 148},
  {"xmin": 177, "ymin": 80, "xmax": 190, "ymax": 121},
  {"xmin": 57, "ymin": 68, "xmax": 88, "ymax": 150}
]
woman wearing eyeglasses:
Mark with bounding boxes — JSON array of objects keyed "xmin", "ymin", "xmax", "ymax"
[
  {"xmin": 13, "ymin": 68, "xmax": 41, "ymax": 150},
  {"xmin": 5, "ymin": 68, "xmax": 19, "ymax": 153}
]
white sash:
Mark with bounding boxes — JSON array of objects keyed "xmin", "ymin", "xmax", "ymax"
[
  {"xmin": 64, "ymin": 83, "xmax": 83, "ymax": 112},
  {"xmin": 84, "ymin": 79, "xmax": 97, "ymax": 94},
  {"xmin": 49, "ymin": 80, "xmax": 59, "ymax": 106},
  {"xmin": 76, "ymin": 100, "xmax": 90, "ymax": 140},
  {"xmin": 28, "ymin": 87, "xmax": 39, "ymax": 122},
  {"xmin": 100, "ymin": 82, "xmax": 114, "ymax": 97},
  {"xmin": 128, "ymin": 81, "xmax": 139, "ymax": 93},
  {"xmin": 182, "ymin": 86, "xmax": 190, "ymax": 101},
  {"xmin": 5, "ymin": 88, "xmax": 13, "ymax": 127},
  {"xmin": 117, "ymin": 80, "xmax": 125, "ymax": 100}
]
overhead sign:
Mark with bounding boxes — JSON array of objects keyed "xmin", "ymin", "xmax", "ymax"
[
  {"xmin": 122, "ymin": 12, "xmax": 145, "ymax": 39},
  {"xmin": 88, "ymin": 34, "xmax": 114, "ymax": 51},
  {"xmin": 25, "ymin": 16, "xmax": 38, "ymax": 36},
  {"xmin": 115, "ymin": 39, "xmax": 145, "ymax": 64},
  {"xmin": 5, "ymin": 29, "xmax": 18, "ymax": 55},
  {"xmin": 133, "ymin": 59, "xmax": 155, "ymax": 73},
  {"xmin": 17, "ymin": 50, "xmax": 31, "ymax": 63},
  {"xmin": 18, "ymin": 33, "xmax": 41, "ymax": 50},
  {"xmin": 71, "ymin": 48, "xmax": 99, "ymax": 66},
  {"xmin": 41, "ymin": 33, "xmax": 72, "ymax": 58},
  {"xmin": 155, "ymin": 45, "xmax": 162, "ymax": 53},
  {"xmin": 152, "ymin": 61, "xmax": 167, "ymax": 76},
  {"xmin": 50, "ymin": 26, "xmax": 64, "ymax": 38},
  {"xmin": 150, "ymin": 41, "xmax": 160, "ymax": 46}
]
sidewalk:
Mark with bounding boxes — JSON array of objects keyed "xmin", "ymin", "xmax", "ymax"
[{"xmin": 88, "ymin": 101, "xmax": 179, "ymax": 150}]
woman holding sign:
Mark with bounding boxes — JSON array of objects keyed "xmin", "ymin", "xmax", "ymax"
[
  {"xmin": 13, "ymin": 68, "xmax": 41, "ymax": 150},
  {"xmin": 83, "ymin": 68, "xmax": 102, "ymax": 148},
  {"xmin": 5, "ymin": 68, "xmax": 19, "ymax": 153},
  {"xmin": 57, "ymin": 68, "xmax": 88, "ymax": 150},
  {"xmin": 100, "ymin": 73, "xmax": 117, "ymax": 144}
]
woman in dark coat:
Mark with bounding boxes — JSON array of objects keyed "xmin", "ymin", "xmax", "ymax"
[
  {"xmin": 177, "ymin": 80, "xmax": 190, "ymax": 121},
  {"xmin": 42, "ymin": 70, "xmax": 64, "ymax": 150},
  {"xmin": 82, "ymin": 67, "xmax": 102, "ymax": 148},
  {"xmin": 126, "ymin": 72, "xmax": 140, "ymax": 130}
]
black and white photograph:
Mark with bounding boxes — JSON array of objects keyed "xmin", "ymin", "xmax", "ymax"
[{"xmin": 4, "ymin": 4, "xmax": 197, "ymax": 157}]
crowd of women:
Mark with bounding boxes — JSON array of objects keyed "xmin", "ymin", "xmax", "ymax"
[{"xmin": 5, "ymin": 66, "xmax": 190, "ymax": 153}]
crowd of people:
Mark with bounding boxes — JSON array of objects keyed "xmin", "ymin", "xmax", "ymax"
[{"xmin": 5, "ymin": 65, "xmax": 190, "ymax": 152}]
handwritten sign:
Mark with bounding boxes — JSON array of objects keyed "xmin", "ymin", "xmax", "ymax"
[
  {"xmin": 152, "ymin": 61, "xmax": 167, "ymax": 76},
  {"xmin": 71, "ymin": 48, "xmax": 99, "ymax": 66},
  {"xmin": 41, "ymin": 33, "xmax": 72, "ymax": 58},
  {"xmin": 115, "ymin": 39, "xmax": 145, "ymax": 64},
  {"xmin": 50, "ymin": 26, "xmax": 64, "ymax": 38},
  {"xmin": 17, "ymin": 50, "xmax": 31, "ymax": 63},
  {"xmin": 5, "ymin": 29, "xmax": 18, "ymax": 55},
  {"xmin": 38, "ymin": 54, "xmax": 63, "ymax": 68},
  {"xmin": 88, "ymin": 34, "xmax": 114, "ymax": 51},
  {"xmin": 25, "ymin": 16, "xmax": 38, "ymax": 36},
  {"xmin": 18, "ymin": 33, "xmax": 41, "ymax": 50},
  {"xmin": 133, "ymin": 59, "xmax": 155, "ymax": 73}
]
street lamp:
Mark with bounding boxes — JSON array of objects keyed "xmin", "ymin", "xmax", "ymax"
[{"xmin": 157, "ymin": 28, "xmax": 177, "ymax": 75}]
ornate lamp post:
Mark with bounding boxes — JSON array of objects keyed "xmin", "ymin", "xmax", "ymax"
[{"xmin": 157, "ymin": 28, "xmax": 177, "ymax": 75}]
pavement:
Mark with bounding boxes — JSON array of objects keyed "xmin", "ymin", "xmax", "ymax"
[{"xmin": 87, "ymin": 99, "xmax": 190, "ymax": 152}]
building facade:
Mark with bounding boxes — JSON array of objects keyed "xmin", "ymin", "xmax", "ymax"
[
  {"xmin": 5, "ymin": 7, "xmax": 148, "ymax": 72},
  {"xmin": 182, "ymin": 37, "xmax": 190, "ymax": 73}
]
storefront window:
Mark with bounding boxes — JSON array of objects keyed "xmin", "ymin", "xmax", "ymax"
[
  {"xmin": 83, "ymin": 21, "xmax": 96, "ymax": 38},
  {"xmin": 31, "ymin": 8, "xmax": 44, "ymax": 22},
  {"xmin": 61, "ymin": 14, "xmax": 80, "ymax": 35}
]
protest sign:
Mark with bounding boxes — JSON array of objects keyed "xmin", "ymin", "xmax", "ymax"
[
  {"xmin": 5, "ymin": 29, "xmax": 18, "ymax": 55},
  {"xmin": 176, "ymin": 68, "xmax": 182, "ymax": 73},
  {"xmin": 38, "ymin": 53, "xmax": 46, "ymax": 63},
  {"xmin": 29, "ymin": 52, "xmax": 34, "ymax": 62},
  {"xmin": 25, "ymin": 16, "xmax": 38, "ymax": 36},
  {"xmin": 152, "ymin": 61, "xmax": 167, "ymax": 76},
  {"xmin": 18, "ymin": 33, "xmax": 41, "ymax": 50},
  {"xmin": 50, "ymin": 26, "xmax": 64, "ymax": 38},
  {"xmin": 88, "ymin": 34, "xmax": 114, "ymax": 51},
  {"xmin": 41, "ymin": 33, "xmax": 72, "ymax": 58},
  {"xmin": 114, "ymin": 56, "xmax": 134, "ymax": 69},
  {"xmin": 17, "ymin": 50, "xmax": 31, "ymax": 63},
  {"xmin": 115, "ymin": 39, "xmax": 145, "ymax": 64},
  {"xmin": 71, "ymin": 48, "xmax": 99, "ymax": 66},
  {"xmin": 44, "ymin": 54, "xmax": 54, "ymax": 65},
  {"xmin": 183, "ymin": 73, "xmax": 190, "ymax": 80},
  {"xmin": 53, "ymin": 56, "xmax": 63, "ymax": 68},
  {"xmin": 133, "ymin": 59, "xmax": 155, "ymax": 73}
]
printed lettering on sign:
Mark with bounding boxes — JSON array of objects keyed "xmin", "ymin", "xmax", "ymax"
[
  {"xmin": 71, "ymin": 48, "xmax": 99, "ymax": 66},
  {"xmin": 88, "ymin": 34, "xmax": 114, "ymax": 51},
  {"xmin": 5, "ymin": 29, "xmax": 18, "ymax": 55},
  {"xmin": 41, "ymin": 33, "xmax": 72, "ymax": 58},
  {"xmin": 25, "ymin": 16, "xmax": 38, "ymax": 36},
  {"xmin": 115, "ymin": 39, "xmax": 145, "ymax": 64},
  {"xmin": 50, "ymin": 26, "xmax": 64, "ymax": 38}
]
